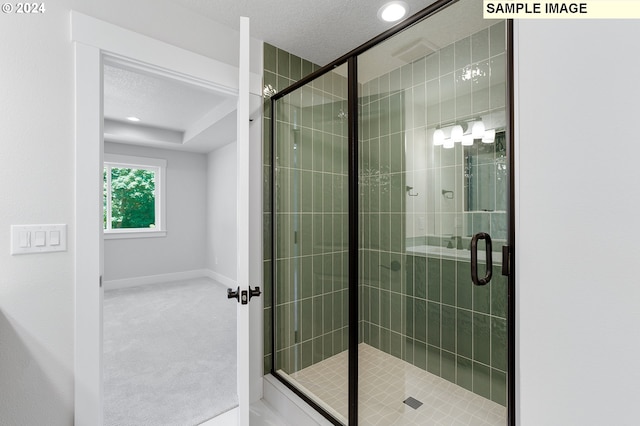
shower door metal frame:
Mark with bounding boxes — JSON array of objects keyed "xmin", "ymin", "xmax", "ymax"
[{"xmin": 270, "ymin": 0, "xmax": 516, "ymax": 424}]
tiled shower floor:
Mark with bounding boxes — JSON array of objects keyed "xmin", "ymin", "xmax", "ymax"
[{"xmin": 287, "ymin": 343, "xmax": 506, "ymax": 425}]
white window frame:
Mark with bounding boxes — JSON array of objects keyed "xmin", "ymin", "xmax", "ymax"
[{"xmin": 103, "ymin": 153, "xmax": 167, "ymax": 239}]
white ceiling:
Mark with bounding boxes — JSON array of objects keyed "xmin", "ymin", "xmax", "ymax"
[
  {"xmin": 169, "ymin": 0, "xmax": 440, "ymax": 67},
  {"xmin": 103, "ymin": 63, "xmax": 240, "ymax": 153},
  {"xmin": 103, "ymin": 0, "xmax": 495, "ymax": 153},
  {"xmin": 104, "ymin": 64, "xmax": 230, "ymax": 132}
]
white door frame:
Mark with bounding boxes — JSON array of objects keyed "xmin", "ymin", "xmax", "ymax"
[
  {"xmin": 72, "ymin": 12, "xmax": 263, "ymax": 425},
  {"xmin": 237, "ymin": 17, "xmax": 250, "ymax": 426}
]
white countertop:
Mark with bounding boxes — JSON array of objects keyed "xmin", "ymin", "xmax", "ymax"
[{"xmin": 406, "ymin": 244, "xmax": 502, "ymax": 265}]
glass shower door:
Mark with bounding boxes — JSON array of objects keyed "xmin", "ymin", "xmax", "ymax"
[
  {"xmin": 357, "ymin": 0, "xmax": 509, "ymax": 424},
  {"xmin": 272, "ymin": 63, "xmax": 350, "ymax": 422}
]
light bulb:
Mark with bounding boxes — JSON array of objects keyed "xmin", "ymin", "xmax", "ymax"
[
  {"xmin": 443, "ymin": 138, "xmax": 454, "ymax": 149},
  {"xmin": 482, "ymin": 129, "xmax": 496, "ymax": 143},
  {"xmin": 433, "ymin": 128, "xmax": 444, "ymax": 146},
  {"xmin": 462, "ymin": 134, "xmax": 474, "ymax": 146},
  {"xmin": 378, "ymin": 2, "xmax": 408, "ymax": 22},
  {"xmin": 451, "ymin": 125, "xmax": 463, "ymax": 143},
  {"xmin": 472, "ymin": 121, "xmax": 485, "ymax": 139}
]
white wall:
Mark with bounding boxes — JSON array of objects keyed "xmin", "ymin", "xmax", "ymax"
[
  {"xmin": 1, "ymin": 2, "xmax": 77, "ymax": 424},
  {"xmin": 103, "ymin": 142, "xmax": 207, "ymax": 281},
  {"xmin": 207, "ymin": 142, "xmax": 238, "ymax": 283},
  {"xmin": 0, "ymin": 1, "xmax": 260, "ymax": 424},
  {"xmin": 516, "ymin": 20, "xmax": 640, "ymax": 425},
  {"xmin": 72, "ymin": 0, "xmax": 264, "ymax": 75}
]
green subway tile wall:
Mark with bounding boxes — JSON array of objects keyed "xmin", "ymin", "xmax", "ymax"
[
  {"xmin": 358, "ymin": 22, "xmax": 508, "ymax": 406},
  {"xmin": 265, "ymin": 43, "xmax": 350, "ymax": 377},
  {"xmin": 263, "ymin": 43, "xmax": 321, "ymax": 374}
]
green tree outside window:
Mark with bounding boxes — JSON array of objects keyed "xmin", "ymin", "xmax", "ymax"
[{"xmin": 104, "ymin": 167, "xmax": 156, "ymax": 229}]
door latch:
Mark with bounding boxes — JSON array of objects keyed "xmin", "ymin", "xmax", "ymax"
[{"xmin": 227, "ymin": 286, "xmax": 262, "ymax": 304}]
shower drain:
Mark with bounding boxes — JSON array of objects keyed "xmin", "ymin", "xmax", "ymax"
[{"xmin": 403, "ymin": 396, "xmax": 423, "ymax": 410}]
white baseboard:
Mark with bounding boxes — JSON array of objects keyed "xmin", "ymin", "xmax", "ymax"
[
  {"xmin": 198, "ymin": 407, "xmax": 237, "ymax": 425},
  {"xmin": 205, "ymin": 269, "xmax": 237, "ymax": 288},
  {"xmin": 104, "ymin": 269, "xmax": 208, "ymax": 291},
  {"xmin": 263, "ymin": 374, "xmax": 333, "ymax": 426},
  {"xmin": 197, "ymin": 400, "xmax": 289, "ymax": 426}
]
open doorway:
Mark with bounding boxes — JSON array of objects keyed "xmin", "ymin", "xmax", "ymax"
[
  {"xmin": 101, "ymin": 59, "xmax": 241, "ymax": 425},
  {"xmin": 73, "ymin": 14, "xmax": 265, "ymax": 425}
]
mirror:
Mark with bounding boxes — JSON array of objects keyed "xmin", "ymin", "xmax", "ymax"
[{"xmin": 463, "ymin": 131, "xmax": 507, "ymax": 239}]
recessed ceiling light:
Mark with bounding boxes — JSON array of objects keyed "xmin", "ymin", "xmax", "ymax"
[
  {"xmin": 126, "ymin": 116, "xmax": 141, "ymax": 122},
  {"xmin": 378, "ymin": 1, "xmax": 408, "ymax": 22}
]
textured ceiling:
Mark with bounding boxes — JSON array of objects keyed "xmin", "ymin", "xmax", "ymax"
[
  {"xmin": 103, "ymin": 0, "xmax": 494, "ymax": 153},
  {"xmin": 103, "ymin": 64, "xmax": 228, "ymax": 132},
  {"xmin": 103, "ymin": 63, "xmax": 242, "ymax": 153},
  {"xmin": 169, "ymin": 0, "xmax": 439, "ymax": 66}
]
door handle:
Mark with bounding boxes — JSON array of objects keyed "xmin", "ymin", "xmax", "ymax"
[
  {"xmin": 502, "ymin": 245, "xmax": 510, "ymax": 276},
  {"xmin": 228, "ymin": 286, "xmax": 261, "ymax": 304},
  {"xmin": 249, "ymin": 286, "xmax": 261, "ymax": 301},
  {"xmin": 471, "ymin": 232, "xmax": 493, "ymax": 286},
  {"xmin": 227, "ymin": 286, "xmax": 240, "ymax": 302}
]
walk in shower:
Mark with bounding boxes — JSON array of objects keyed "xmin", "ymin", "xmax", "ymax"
[{"xmin": 270, "ymin": 0, "xmax": 513, "ymax": 424}]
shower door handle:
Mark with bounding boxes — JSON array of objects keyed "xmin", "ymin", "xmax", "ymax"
[{"xmin": 471, "ymin": 232, "xmax": 493, "ymax": 286}]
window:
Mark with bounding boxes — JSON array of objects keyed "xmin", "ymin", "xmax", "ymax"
[{"xmin": 103, "ymin": 154, "xmax": 166, "ymax": 239}]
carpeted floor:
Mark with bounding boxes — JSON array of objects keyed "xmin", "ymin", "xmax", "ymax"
[{"xmin": 103, "ymin": 277, "xmax": 238, "ymax": 426}]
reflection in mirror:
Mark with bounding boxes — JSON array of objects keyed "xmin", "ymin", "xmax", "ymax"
[{"xmin": 464, "ymin": 131, "xmax": 507, "ymax": 238}]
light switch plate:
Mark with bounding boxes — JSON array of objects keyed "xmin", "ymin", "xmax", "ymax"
[{"xmin": 11, "ymin": 224, "xmax": 67, "ymax": 255}]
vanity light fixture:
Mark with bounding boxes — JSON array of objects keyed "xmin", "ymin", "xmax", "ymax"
[
  {"xmin": 482, "ymin": 128, "xmax": 496, "ymax": 143},
  {"xmin": 433, "ymin": 118, "xmax": 496, "ymax": 148},
  {"xmin": 443, "ymin": 138, "xmax": 455, "ymax": 149},
  {"xmin": 378, "ymin": 1, "xmax": 409, "ymax": 22},
  {"xmin": 433, "ymin": 128, "xmax": 445, "ymax": 146},
  {"xmin": 451, "ymin": 124, "xmax": 463, "ymax": 143},
  {"xmin": 472, "ymin": 120, "xmax": 485, "ymax": 139}
]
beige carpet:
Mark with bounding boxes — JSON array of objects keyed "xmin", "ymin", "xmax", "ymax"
[{"xmin": 103, "ymin": 277, "xmax": 237, "ymax": 426}]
